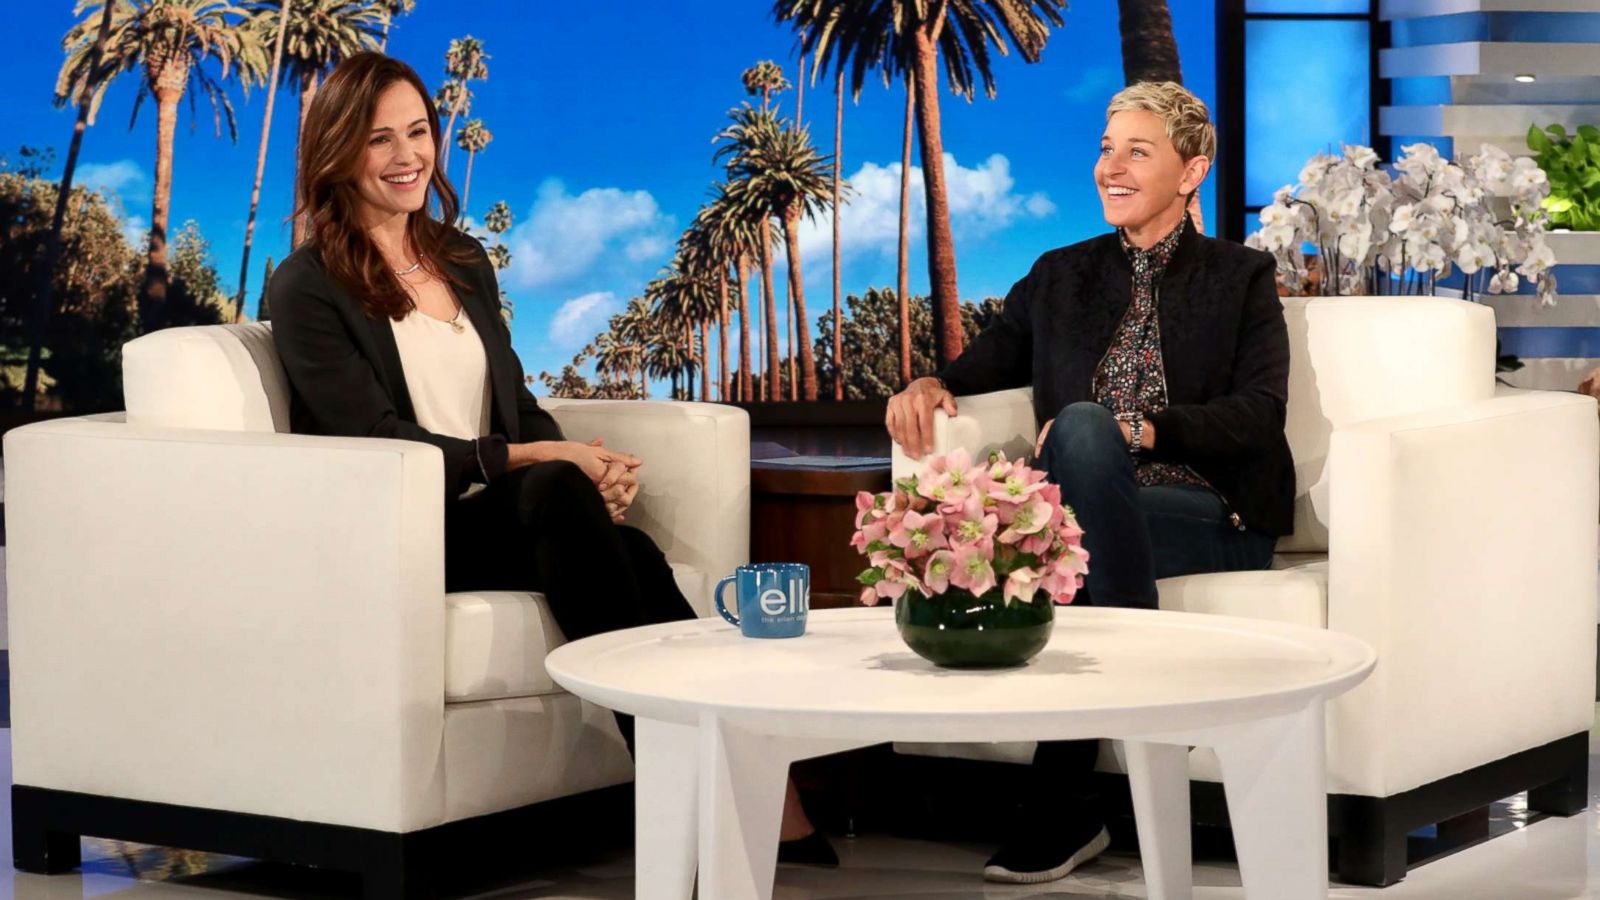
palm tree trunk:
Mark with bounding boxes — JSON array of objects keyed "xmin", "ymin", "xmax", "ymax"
[
  {"xmin": 717, "ymin": 269, "xmax": 729, "ymax": 401},
  {"xmin": 699, "ymin": 319, "xmax": 710, "ymax": 401},
  {"xmin": 786, "ymin": 267, "xmax": 796, "ymax": 401},
  {"xmin": 143, "ymin": 79, "xmax": 185, "ymax": 333},
  {"xmin": 760, "ymin": 229, "xmax": 779, "ymax": 401},
  {"xmin": 442, "ymin": 100, "xmax": 462, "ymax": 174},
  {"xmin": 292, "ymin": 68, "xmax": 319, "ymax": 250},
  {"xmin": 831, "ymin": 71, "xmax": 843, "ymax": 401},
  {"xmin": 796, "ymin": 47, "xmax": 805, "ymax": 124},
  {"xmin": 461, "ymin": 147, "xmax": 477, "ymax": 220},
  {"xmin": 783, "ymin": 206, "xmax": 818, "ymax": 401},
  {"xmin": 380, "ymin": 18, "xmax": 392, "ymax": 52},
  {"xmin": 737, "ymin": 257, "xmax": 752, "ymax": 402},
  {"xmin": 683, "ymin": 320, "xmax": 695, "ymax": 401},
  {"xmin": 897, "ymin": 70, "xmax": 914, "ymax": 387},
  {"xmin": 235, "ymin": 0, "xmax": 294, "ymax": 324},
  {"xmin": 1117, "ymin": 0, "xmax": 1183, "ymax": 84},
  {"xmin": 910, "ymin": 26, "xmax": 963, "ymax": 366},
  {"xmin": 24, "ymin": 0, "xmax": 115, "ymax": 408}
]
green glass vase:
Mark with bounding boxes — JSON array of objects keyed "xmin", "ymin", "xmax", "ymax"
[{"xmin": 894, "ymin": 586, "xmax": 1055, "ymax": 668}]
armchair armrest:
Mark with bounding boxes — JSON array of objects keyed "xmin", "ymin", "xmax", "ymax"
[
  {"xmin": 4, "ymin": 416, "xmax": 449, "ymax": 832},
  {"xmin": 1325, "ymin": 388, "xmax": 1598, "ymax": 796},
  {"xmin": 890, "ymin": 388, "xmax": 1036, "ymax": 480},
  {"xmin": 539, "ymin": 399, "xmax": 749, "ymax": 616}
]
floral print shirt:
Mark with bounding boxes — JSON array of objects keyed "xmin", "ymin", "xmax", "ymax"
[{"xmin": 1093, "ymin": 216, "xmax": 1209, "ymax": 489}]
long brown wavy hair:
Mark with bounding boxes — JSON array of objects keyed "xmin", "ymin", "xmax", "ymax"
[{"xmin": 293, "ymin": 52, "xmax": 477, "ymax": 320}]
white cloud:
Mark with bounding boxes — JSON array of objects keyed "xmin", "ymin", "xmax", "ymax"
[
  {"xmin": 549, "ymin": 290, "xmax": 619, "ymax": 347},
  {"xmin": 78, "ymin": 159, "xmax": 150, "ymax": 203},
  {"xmin": 121, "ymin": 214, "xmax": 149, "ymax": 252},
  {"xmin": 502, "ymin": 179, "xmax": 674, "ymax": 290},
  {"xmin": 792, "ymin": 152, "xmax": 1054, "ymax": 263}
]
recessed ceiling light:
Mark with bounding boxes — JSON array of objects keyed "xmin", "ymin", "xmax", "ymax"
[{"xmin": 1514, "ymin": 73, "xmax": 1537, "ymax": 83}]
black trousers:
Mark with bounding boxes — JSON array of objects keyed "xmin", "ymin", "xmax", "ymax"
[{"xmin": 444, "ymin": 460, "xmax": 697, "ymax": 749}]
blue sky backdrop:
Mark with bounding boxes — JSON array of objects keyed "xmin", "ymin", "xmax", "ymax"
[{"xmin": 5, "ymin": 1, "xmax": 1217, "ymax": 391}]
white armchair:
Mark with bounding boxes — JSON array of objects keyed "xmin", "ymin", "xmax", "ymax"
[
  {"xmin": 893, "ymin": 297, "xmax": 1598, "ymax": 885},
  {"xmin": 4, "ymin": 322, "xmax": 749, "ymax": 897}
]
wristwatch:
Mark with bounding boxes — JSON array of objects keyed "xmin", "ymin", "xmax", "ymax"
[{"xmin": 1117, "ymin": 411, "xmax": 1144, "ymax": 454}]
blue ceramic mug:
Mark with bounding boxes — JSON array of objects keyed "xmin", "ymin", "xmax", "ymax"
[{"xmin": 714, "ymin": 563, "xmax": 810, "ymax": 638}]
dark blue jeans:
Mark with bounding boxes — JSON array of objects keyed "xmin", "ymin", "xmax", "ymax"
[
  {"xmin": 1027, "ymin": 402, "xmax": 1276, "ymax": 829},
  {"xmin": 1037, "ymin": 402, "xmax": 1276, "ymax": 608}
]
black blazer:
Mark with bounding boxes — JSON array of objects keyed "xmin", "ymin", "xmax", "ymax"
[
  {"xmin": 268, "ymin": 231, "xmax": 563, "ymax": 501},
  {"xmin": 937, "ymin": 218, "xmax": 1295, "ymax": 536}
]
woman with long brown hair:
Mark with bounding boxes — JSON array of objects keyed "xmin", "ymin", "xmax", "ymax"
[{"xmin": 268, "ymin": 53, "xmax": 833, "ymax": 864}]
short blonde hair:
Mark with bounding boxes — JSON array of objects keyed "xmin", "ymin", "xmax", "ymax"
[{"xmin": 1105, "ymin": 81, "xmax": 1216, "ymax": 162}]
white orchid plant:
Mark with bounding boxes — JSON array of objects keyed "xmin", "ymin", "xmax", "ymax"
[{"xmin": 1246, "ymin": 143, "xmax": 1558, "ymax": 306}]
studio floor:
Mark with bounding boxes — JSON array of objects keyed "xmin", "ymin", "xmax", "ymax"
[{"xmin": 0, "ymin": 720, "xmax": 1596, "ymax": 899}]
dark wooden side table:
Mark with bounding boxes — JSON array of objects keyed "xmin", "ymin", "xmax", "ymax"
[{"xmin": 750, "ymin": 452, "xmax": 890, "ymax": 609}]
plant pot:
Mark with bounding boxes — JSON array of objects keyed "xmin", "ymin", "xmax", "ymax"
[{"xmin": 894, "ymin": 587, "xmax": 1055, "ymax": 669}]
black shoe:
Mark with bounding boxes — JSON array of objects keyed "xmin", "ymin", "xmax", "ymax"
[
  {"xmin": 777, "ymin": 830, "xmax": 839, "ymax": 867},
  {"xmin": 983, "ymin": 820, "xmax": 1109, "ymax": 884}
]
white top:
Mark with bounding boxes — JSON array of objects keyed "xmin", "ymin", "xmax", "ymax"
[
  {"xmin": 391, "ymin": 303, "xmax": 492, "ymax": 497},
  {"xmin": 544, "ymin": 606, "xmax": 1376, "ymax": 743}
]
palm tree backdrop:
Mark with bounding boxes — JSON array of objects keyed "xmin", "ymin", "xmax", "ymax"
[
  {"xmin": 715, "ymin": 104, "xmax": 842, "ymax": 401},
  {"xmin": 830, "ymin": 70, "xmax": 843, "ymax": 399},
  {"xmin": 483, "ymin": 198, "xmax": 513, "ymax": 323},
  {"xmin": 439, "ymin": 36, "xmax": 488, "ymax": 174},
  {"xmin": 1117, "ymin": 0, "xmax": 1181, "ymax": 84},
  {"xmin": 455, "ymin": 117, "xmax": 492, "ymax": 220},
  {"xmin": 57, "ymin": 0, "xmax": 269, "ymax": 333},
  {"xmin": 777, "ymin": 0, "xmax": 1069, "ymax": 366},
  {"xmin": 702, "ymin": 181, "xmax": 768, "ymax": 402},
  {"xmin": 741, "ymin": 59, "xmax": 790, "ymax": 112},
  {"xmin": 679, "ymin": 217, "xmax": 731, "ymax": 401},
  {"xmin": 376, "ymin": 0, "xmax": 412, "ymax": 51},
  {"xmin": 25, "ymin": 0, "xmax": 117, "ymax": 410},
  {"xmin": 235, "ymin": 0, "xmax": 294, "ymax": 323},
  {"xmin": 270, "ymin": 0, "xmax": 383, "ymax": 248}
]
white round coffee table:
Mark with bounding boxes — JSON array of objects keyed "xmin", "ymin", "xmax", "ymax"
[{"xmin": 546, "ymin": 605, "xmax": 1375, "ymax": 900}]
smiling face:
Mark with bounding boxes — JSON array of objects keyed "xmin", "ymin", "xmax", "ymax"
[
  {"xmin": 1095, "ymin": 109, "xmax": 1209, "ymax": 241},
  {"xmin": 353, "ymin": 81, "xmax": 434, "ymax": 227}
]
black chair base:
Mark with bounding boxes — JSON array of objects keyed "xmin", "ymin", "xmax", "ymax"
[{"xmin": 12, "ymin": 783, "xmax": 632, "ymax": 899}]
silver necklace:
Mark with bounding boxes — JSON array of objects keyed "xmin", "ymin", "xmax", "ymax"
[{"xmin": 394, "ymin": 259, "xmax": 422, "ymax": 277}]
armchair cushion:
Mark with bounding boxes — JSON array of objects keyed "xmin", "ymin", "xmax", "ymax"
[
  {"xmin": 123, "ymin": 322, "xmax": 288, "ymax": 432},
  {"xmin": 443, "ymin": 564, "xmax": 708, "ymax": 703},
  {"xmin": 1156, "ymin": 558, "xmax": 1327, "ymax": 629}
]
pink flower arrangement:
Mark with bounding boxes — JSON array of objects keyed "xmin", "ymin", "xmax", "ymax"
[{"xmin": 853, "ymin": 449, "xmax": 1089, "ymax": 607}]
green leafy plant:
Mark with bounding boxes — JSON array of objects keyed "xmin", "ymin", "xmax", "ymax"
[{"xmin": 1528, "ymin": 123, "xmax": 1600, "ymax": 231}]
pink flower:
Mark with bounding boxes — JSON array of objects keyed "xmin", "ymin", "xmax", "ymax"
[
  {"xmin": 947, "ymin": 493, "xmax": 999, "ymax": 549},
  {"xmin": 859, "ymin": 586, "xmax": 879, "ymax": 607},
  {"xmin": 874, "ymin": 578, "xmax": 908, "ymax": 601},
  {"xmin": 1019, "ymin": 529, "xmax": 1054, "ymax": 556},
  {"xmin": 923, "ymin": 549, "xmax": 957, "ymax": 594},
  {"xmin": 987, "ymin": 467, "xmax": 1049, "ymax": 504},
  {"xmin": 1003, "ymin": 566, "xmax": 1044, "ymax": 606},
  {"xmin": 889, "ymin": 509, "xmax": 949, "ymax": 558},
  {"xmin": 850, "ymin": 518, "xmax": 888, "ymax": 551},
  {"xmin": 999, "ymin": 496, "xmax": 1053, "ymax": 544},
  {"xmin": 915, "ymin": 471, "xmax": 955, "ymax": 505},
  {"xmin": 949, "ymin": 545, "xmax": 997, "ymax": 596}
]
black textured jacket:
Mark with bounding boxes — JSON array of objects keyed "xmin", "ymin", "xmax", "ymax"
[
  {"xmin": 269, "ymin": 231, "xmax": 562, "ymax": 502},
  {"xmin": 937, "ymin": 219, "xmax": 1295, "ymax": 537}
]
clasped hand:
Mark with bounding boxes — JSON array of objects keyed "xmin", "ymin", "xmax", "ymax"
[
  {"xmin": 571, "ymin": 438, "xmax": 641, "ymax": 523},
  {"xmin": 512, "ymin": 438, "xmax": 640, "ymax": 523}
]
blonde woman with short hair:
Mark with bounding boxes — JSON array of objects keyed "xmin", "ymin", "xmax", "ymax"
[{"xmin": 885, "ymin": 81, "xmax": 1293, "ymax": 884}]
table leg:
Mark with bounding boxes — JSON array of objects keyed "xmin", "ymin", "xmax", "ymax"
[
  {"xmin": 636, "ymin": 718, "xmax": 699, "ymax": 900},
  {"xmin": 1124, "ymin": 740, "xmax": 1193, "ymax": 900},
  {"xmin": 697, "ymin": 715, "xmax": 793, "ymax": 900},
  {"xmin": 1211, "ymin": 702, "xmax": 1328, "ymax": 900},
  {"xmin": 695, "ymin": 715, "xmax": 869, "ymax": 900}
]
